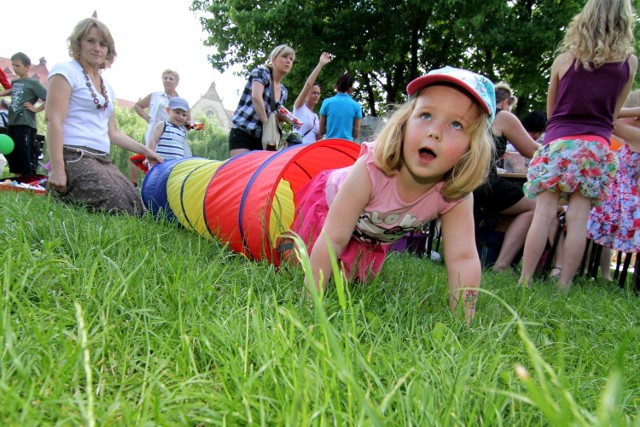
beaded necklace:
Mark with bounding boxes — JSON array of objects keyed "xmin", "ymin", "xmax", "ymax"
[{"xmin": 82, "ymin": 66, "xmax": 109, "ymax": 111}]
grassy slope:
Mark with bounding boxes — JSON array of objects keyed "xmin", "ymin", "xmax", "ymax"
[{"xmin": 0, "ymin": 191, "xmax": 638, "ymax": 426}]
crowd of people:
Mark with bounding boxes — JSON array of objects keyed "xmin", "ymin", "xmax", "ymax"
[{"xmin": 0, "ymin": 0, "xmax": 638, "ymax": 321}]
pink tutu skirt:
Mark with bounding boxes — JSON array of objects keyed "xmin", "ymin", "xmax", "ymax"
[
  {"xmin": 523, "ymin": 137, "xmax": 618, "ymax": 206},
  {"xmin": 292, "ymin": 170, "xmax": 388, "ymax": 283}
]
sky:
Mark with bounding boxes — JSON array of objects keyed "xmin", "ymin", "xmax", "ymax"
[{"xmin": 4, "ymin": 0, "xmax": 245, "ymax": 111}]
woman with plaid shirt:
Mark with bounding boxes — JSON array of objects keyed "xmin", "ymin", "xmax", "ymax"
[{"xmin": 228, "ymin": 45, "xmax": 295, "ymax": 157}]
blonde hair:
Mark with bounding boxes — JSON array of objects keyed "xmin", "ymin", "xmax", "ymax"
[
  {"xmin": 67, "ymin": 17, "xmax": 116, "ymax": 69},
  {"xmin": 494, "ymin": 81, "xmax": 517, "ymax": 107},
  {"xmin": 266, "ymin": 44, "xmax": 296, "ymax": 69},
  {"xmin": 624, "ymin": 89, "xmax": 640, "ymax": 108},
  {"xmin": 373, "ymin": 92, "xmax": 493, "ymax": 199},
  {"xmin": 162, "ymin": 69, "xmax": 180, "ymax": 83},
  {"xmin": 561, "ymin": 0, "xmax": 635, "ymax": 69}
]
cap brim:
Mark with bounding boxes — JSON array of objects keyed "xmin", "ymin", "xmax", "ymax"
[{"xmin": 406, "ymin": 75, "xmax": 491, "ymax": 116}]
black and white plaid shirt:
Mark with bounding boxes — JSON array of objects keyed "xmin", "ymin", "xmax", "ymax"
[{"xmin": 231, "ymin": 66, "xmax": 288, "ymax": 137}]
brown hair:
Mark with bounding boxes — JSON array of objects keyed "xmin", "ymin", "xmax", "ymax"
[{"xmin": 67, "ymin": 17, "xmax": 117, "ymax": 69}]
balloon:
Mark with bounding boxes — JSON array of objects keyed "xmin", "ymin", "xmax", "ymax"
[{"xmin": 0, "ymin": 134, "xmax": 14, "ymax": 155}]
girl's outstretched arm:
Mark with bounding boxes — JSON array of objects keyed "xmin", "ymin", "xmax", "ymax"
[
  {"xmin": 440, "ymin": 194, "xmax": 481, "ymax": 325},
  {"xmin": 307, "ymin": 156, "xmax": 372, "ymax": 293},
  {"xmin": 613, "ymin": 119, "xmax": 640, "ymax": 151},
  {"xmin": 617, "ymin": 106, "xmax": 640, "ymax": 118}
]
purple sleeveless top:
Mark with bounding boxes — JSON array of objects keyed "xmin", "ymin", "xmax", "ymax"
[{"xmin": 544, "ymin": 58, "xmax": 630, "ymax": 145}]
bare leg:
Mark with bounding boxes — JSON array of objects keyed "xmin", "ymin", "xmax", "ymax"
[
  {"xmin": 558, "ymin": 192, "xmax": 592, "ymax": 288},
  {"xmin": 492, "ymin": 197, "xmax": 535, "ymax": 271},
  {"xmin": 519, "ymin": 191, "xmax": 561, "ymax": 286}
]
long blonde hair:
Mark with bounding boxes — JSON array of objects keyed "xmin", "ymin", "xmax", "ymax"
[
  {"xmin": 561, "ymin": 0, "xmax": 635, "ymax": 69},
  {"xmin": 373, "ymin": 89, "xmax": 493, "ymax": 200}
]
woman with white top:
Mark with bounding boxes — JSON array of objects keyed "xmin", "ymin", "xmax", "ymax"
[
  {"xmin": 46, "ymin": 17, "xmax": 162, "ymax": 214},
  {"xmin": 293, "ymin": 52, "xmax": 332, "ymax": 144}
]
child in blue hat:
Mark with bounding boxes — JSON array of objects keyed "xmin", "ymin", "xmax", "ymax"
[{"xmin": 147, "ymin": 96, "xmax": 191, "ymax": 168}]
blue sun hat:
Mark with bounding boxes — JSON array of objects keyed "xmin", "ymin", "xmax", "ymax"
[
  {"xmin": 406, "ymin": 66, "xmax": 496, "ymax": 124},
  {"xmin": 169, "ymin": 96, "xmax": 190, "ymax": 112}
]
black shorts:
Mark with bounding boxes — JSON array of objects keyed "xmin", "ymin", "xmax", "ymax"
[
  {"xmin": 228, "ymin": 128, "xmax": 263, "ymax": 151},
  {"xmin": 473, "ymin": 173, "xmax": 525, "ymax": 216}
]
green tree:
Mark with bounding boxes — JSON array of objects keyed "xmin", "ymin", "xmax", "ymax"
[{"xmin": 192, "ymin": 0, "xmax": 589, "ymax": 116}]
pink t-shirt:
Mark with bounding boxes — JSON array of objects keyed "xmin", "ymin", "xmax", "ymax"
[{"xmin": 325, "ymin": 141, "xmax": 464, "ymax": 244}]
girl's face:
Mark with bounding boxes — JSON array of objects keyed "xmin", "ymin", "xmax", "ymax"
[
  {"xmin": 401, "ymin": 85, "xmax": 480, "ymax": 185},
  {"xmin": 162, "ymin": 73, "xmax": 178, "ymax": 92},
  {"xmin": 306, "ymin": 85, "xmax": 321, "ymax": 106},
  {"xmin": 80, "ymin": 27, "xmax": 108, "ymax": 68},
  {"xmin": 169, "ymin": 108, "xmax": 189, "ymax": 127},
  {"xmin": 273, "ymin": 53, "xmax": 294, "ymax": 75}
]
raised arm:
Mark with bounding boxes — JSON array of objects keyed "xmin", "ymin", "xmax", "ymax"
[{"xmin": 294, "ymin": 52, "xmax": 332, "ymax": 109}]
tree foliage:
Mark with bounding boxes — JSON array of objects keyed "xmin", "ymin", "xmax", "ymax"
[{"xmin": 192, "ymin": 0, "xmax": 599, "ymax": 117}]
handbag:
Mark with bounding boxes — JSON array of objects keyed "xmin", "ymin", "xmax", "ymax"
[{"xmin": 261, "ymin": 70, "xmax": 281, "ymax": 150}]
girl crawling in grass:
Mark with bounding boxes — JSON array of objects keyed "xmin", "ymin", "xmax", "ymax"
[{"xmin": 292, "ymin": 66, "xmax": 495, "ymax": 323}]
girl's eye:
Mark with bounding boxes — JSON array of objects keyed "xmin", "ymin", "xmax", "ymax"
[
  {"xmin": 420, "ymin": 112, "xmax": 431, "ymax": 120},
  {"xmin": 451, "ymin": 121, "xmax": 464, "ymax": 130}
]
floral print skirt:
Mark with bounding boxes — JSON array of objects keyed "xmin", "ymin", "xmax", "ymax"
[
  {"xmin": 523, "ymin": 137, "xmax": 618, "ymax": 206},
  {"xmin": 588, "ymin": 144, "xmax": 640, "ymax": 252}
]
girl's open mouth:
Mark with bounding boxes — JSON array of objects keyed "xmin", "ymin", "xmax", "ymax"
[{"xmin": 419, "ymin": 147, "xmax": 436, "ymax": 162}]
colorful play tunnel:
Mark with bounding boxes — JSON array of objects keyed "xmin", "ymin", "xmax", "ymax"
[{"xmin": 141, "ymin": 139, "xmax": 360, "ymax": 264}]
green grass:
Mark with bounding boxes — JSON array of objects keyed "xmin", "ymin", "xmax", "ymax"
[{"xmin": 1, "ymin": 191, "xmax": 639, "ymax": 426}]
